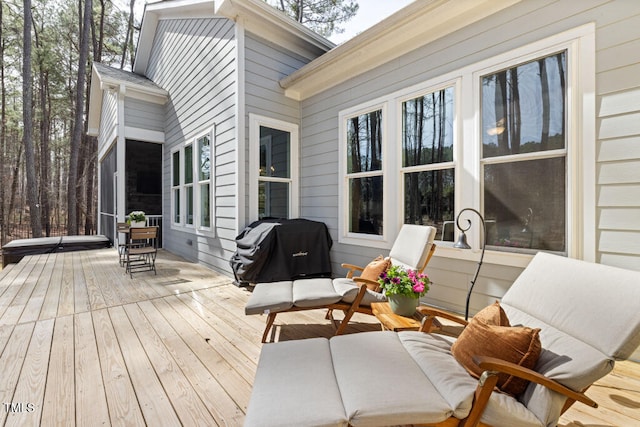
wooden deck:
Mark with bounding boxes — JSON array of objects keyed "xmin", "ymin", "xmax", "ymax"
[{"xmin": 0, "ymin": 249, "xmax": 638, "ymax": 426}]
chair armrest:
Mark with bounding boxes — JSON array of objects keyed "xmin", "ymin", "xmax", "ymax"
[
  {"xmin": 341, "ymin": 263, "xmax": 364, "ymax": 279},
  {"xmin": 416, "ymin": 306, "xmax": 468, "ymax": 333},
  {"xmin": 417, "ymin": 306, "xmax": 469, "ymax": 326},
  {"xmin": 352, "ymin": 277, "xmax": 382, "ymax": 292},
  {"xmin": 473, "ymin": 355, "xmax": 598, "ymax": 408}
]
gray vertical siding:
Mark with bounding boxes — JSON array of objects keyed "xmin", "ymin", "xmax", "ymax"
[
  {"xmin": 145, "ymin": 17, "xmax": 237, "ymax": 274},
  {"xmin": 297, "ymin": 0, "xmax": 640, "ymax": 316},
  {"xmin": 242, "ymin": 33, "xmax": 311, "ymax": 225}
]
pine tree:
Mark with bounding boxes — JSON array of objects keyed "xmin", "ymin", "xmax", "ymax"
[{"xmin": 266, "ymin": 0, "xmax": 358, "ymax": 37}]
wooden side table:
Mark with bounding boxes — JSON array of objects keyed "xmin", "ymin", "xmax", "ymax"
[{"xmin": 371, "ymin": 302, "xmax": 422, "ymax": 332}]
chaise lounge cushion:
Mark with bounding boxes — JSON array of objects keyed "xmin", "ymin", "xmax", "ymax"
[
  {"xmin": 292, "ymin": 278, "xmax": 343, "ymax": 307},
  {"xmin": 244, "ymin": 331, "xmax": 545, "ymax": 427},
  {"xmin": 245, "ymin": 280, "xmax": 294, "ymax": 315},
  {"xmin": 244, "ymin": 338, "xmax": 348, "ymax": 427},
  {"xmin": 332, "ymin": 277, "xmax": 387, "ymax": 305}
]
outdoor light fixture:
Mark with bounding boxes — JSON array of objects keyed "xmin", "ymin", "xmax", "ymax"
[{"xmin": 453, "ymin": 208, "xmax": 486, "ymax": 320}]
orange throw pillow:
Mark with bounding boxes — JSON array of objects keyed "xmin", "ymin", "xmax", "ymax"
[
  {"xmin": 359, "ymin": 256, "xmax": 391, "ymax": 290},
  {"xmin": 451, "ymin": 304, "xmax": 542, "ymax": 396}
]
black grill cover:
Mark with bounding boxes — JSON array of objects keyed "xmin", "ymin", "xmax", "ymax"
[{"xmin": 230, "ymin": 219, "xmax": 332, "ymax": 286}]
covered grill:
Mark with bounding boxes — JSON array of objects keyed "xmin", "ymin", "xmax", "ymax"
[{"xmin": 230, "ymin": 219, "xmax": 333, "ymax": 286}]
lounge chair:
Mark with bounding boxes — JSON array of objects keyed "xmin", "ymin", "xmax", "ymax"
[
  {"xmin": 244, "ymin": 252, "xmax": 640, "ymax": 426},
  {"xmin": 245, "ymin": 224, "xmax": 437, "ymax": 342}
]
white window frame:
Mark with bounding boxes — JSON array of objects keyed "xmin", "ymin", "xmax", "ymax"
[
  {"xmin": 171, "ymin": 128, "xmax": 216, "ymax": 236},
  {"xmin": 337, "ymin": 24, "xmax": 595, "ymax": 266},
  {"xmin": 338, "ymin": 102, "xmax": 390, "ymax": 248},
  {"xmin": 249, "ymin": 114, "xmax": 299, "ymax": 223},
  {"xmin": 171, "ymin": 148, "xmax": 181, "ymax": 226}
]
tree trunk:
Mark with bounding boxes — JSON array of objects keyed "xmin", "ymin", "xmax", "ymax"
[
  {"xmin": 23, "ymin": 0, "xmax": 43, "ymax": 238},
  {"xmin": 120, "ymin": 0, "xmax": 135, "ymax": 69},
  {"xmin": 1, "ymin": 2, "xmax": 6, "ymax": 244},
  {"xmin": 68, "ymin": 0, "xmax": 92, "ymax": 235}
]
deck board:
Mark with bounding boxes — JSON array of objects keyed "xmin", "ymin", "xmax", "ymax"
[{"xmin": 0, "ymin": 248, "xmax": 637, "ymax": 426}]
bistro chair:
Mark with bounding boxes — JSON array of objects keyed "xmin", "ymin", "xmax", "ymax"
[
  {"xmin": 124, "ymin": 226, "xmax": 158, "ymax": 278},
  {"xmin": 116, "ymin": 222, "xmax": 130, "ymax": 266}
]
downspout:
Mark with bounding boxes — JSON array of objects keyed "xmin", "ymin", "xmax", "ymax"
[
  {"xmin": 116, "ymin": 84, "xmax": 127, "ymax": 237},
  {"xmin": 234, "ymin": 18, "xmax": 246, "ymax": 235}
]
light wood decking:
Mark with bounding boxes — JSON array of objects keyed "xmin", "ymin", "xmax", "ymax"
[{"xmin": 0, "ymin": 249, "xmax": 638, "ymax": 426}]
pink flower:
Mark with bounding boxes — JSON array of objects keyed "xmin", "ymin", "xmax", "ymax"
[{"xmin": 413, "ymin": 283, "xmax": 425, "ymax": 293}]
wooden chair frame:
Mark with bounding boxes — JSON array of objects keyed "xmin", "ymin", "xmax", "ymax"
[
  {"xmin": 413, "ymin": 306, "xmax": 597, "ymax": 427},
  {"xmin": 124, "ymin": 226, "xmax": 158, "ymax": 278},
  {"xmin": 261, "ymin": 243, "xmax": 436, "ymax": 342}
]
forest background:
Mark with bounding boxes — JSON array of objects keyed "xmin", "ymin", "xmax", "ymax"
[{"xmin": 0, "ymin": 0, "xmax": 357, "ymax": 247}]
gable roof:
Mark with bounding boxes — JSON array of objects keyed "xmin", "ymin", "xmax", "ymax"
[
  {"xmin": 133, "ymin": 0, "xmax": 335, "ymax": 76},
  {"xmin": 280, "ymin": 0, "xmax": 522, "ymax": 100},
  {"xmin": 87, "ymin": 63, "xmax": 168, "ymax": 137}
]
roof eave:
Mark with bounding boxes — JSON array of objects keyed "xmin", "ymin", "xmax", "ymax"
[
  {"xmin": 216, "ymin": 0, "xmax": 334, "ymax": 58},
  {"xmin": 87, "ymin": 63, "xmax": 169, "ymax": 137},
  {"xmin": 134, "ymin": 0, "xmax": 216, "ymax": 75},
  {"xmin": 280, "ymin": 0, "xmax": 522, "ymax": 101}
]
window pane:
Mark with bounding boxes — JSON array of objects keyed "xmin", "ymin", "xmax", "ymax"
[
  {"xmin": 482, "ymin": 51, "xmax": 566, "ymax": 158},
  {"xmin": 259, "ymin": 181, "xmax": 289, "ymax": 219},
  {"xmin": 200, "ymin": 184, "xmax": 210, "ymax": 228},
  {"xmin": 260, "ymin": 126, "xmax": 290, "ymax": 178},
  {"xmin": 184, "ymin": 145, "xmax": 193, "ymax": 184},
  {"xmin": 404, "ymin": 169, "xmax": 455, "ymax": 240},
  {"xmin": 484, "ymin": 157, "xmax": 565, "ymax": 252},
  {"xmin": 349, "ymin": 176, "xmax": 383, "ymax": 235},
  {"xmin": 172, "ymin": 151, "xmax": 180, "ymax": 186},
  {"xmin": 198, "ymin": 135, "xmax": 211, "ymax": 181},
  {"xmin": 173, "ymin": 188, "xmax": 180, "ymax": 223},
  {"xmin": 186, "ymin": 186, "xmax": 193, "ymax": 225},
  {"xmin": 347, "ymin": 110, "xmax": 382, "ymax": 173},
  {"xmin": 402, "ymin": 87, "xmax": 454, "ymax": 166}
]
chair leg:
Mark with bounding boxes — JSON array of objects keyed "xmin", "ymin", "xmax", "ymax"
[
  {"xmin": 262, "ymin": 312, "xmax": 278, "ymax": 343},
  {"xmin": 335, "ymin": 284, "xmax": 368, "ymax": 336}
]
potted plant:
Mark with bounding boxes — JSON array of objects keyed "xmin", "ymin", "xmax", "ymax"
[
  {"xmin": 127, "ymin": 211, "xmax": 146, "ymax": 227},
  {"xmin": 378, "ymin": 265, "xmax": 430, "ymax": 316}
]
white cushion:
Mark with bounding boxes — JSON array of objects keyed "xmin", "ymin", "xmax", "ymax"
[
  {"xmin": 245, "ymin": 281, "xmax": 293, "ymax": 315},
  {"xmin": 332, "ymin": 278, "xmax": 387, "ymax": 305},
  {"xmin": 330, "ymin": 331, "xmax": 458, "ymax": 425},
  {"xmin": 389, "ymin": 224, "xmax": 436, "ymax": 270},
  {"xmin": 292, "ymin": 278, "xmax": 342, "ymax": 307},
  {"xmin": 244, "ymin": 338, "xmax": 348, "ymax": 427}
]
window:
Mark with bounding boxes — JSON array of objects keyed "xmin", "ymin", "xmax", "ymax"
[
  {"xmin": 184, "ymin": 144, "xmax": 194, "ymax": 226},
  {"xmin": 198, "ymin": 135, "xmax": 211, "ymax": 228},
  {"xmin": 171, "ymin": 150, "xmax": 181, "ymax": 224},
  {"xmin": 346, "ymin": 109, "xmax": 384, "ymax": 236},
  {"xmin": 171, "ymin": 129, "xmax": 214, "ymax": 233},
  {"xmin": 481, "ymin": 52, "xmax": 567, "ymax": 252},
  {"xmin": 401, "ymin": 86, "xmax": 455, "ymax": 241},
  {"xmin": 249, "ymin": 114, "xmax": 299, "ymax": 222},
  {"xmin": 337, "ymin": 25, "xmax": 594, "ymax": 260}
]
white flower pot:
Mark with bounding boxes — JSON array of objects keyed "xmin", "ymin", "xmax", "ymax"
[{"xmin": 130, "ymin": 220, "xmax": 146, "ymax": 228}]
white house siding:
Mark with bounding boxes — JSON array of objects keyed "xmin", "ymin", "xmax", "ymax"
[
  {"xmin": 242, "ymin": 33, "xmax": 312, "ymax": 225},
  {"xmin": 298, "ymin": 0, "xmax": 640, "ymax": 317},
  {"xmin": 123, "ymin": 98, "xmax": 165, "ymax": 132},
  {"xmin": 145, "ymin": 17, "xmax": 237, "ymax": 274}
]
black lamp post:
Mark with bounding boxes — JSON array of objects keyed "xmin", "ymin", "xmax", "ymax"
[{"xmin": 453, "ymin": 208, "xmax": 486, "ymax": 320}]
